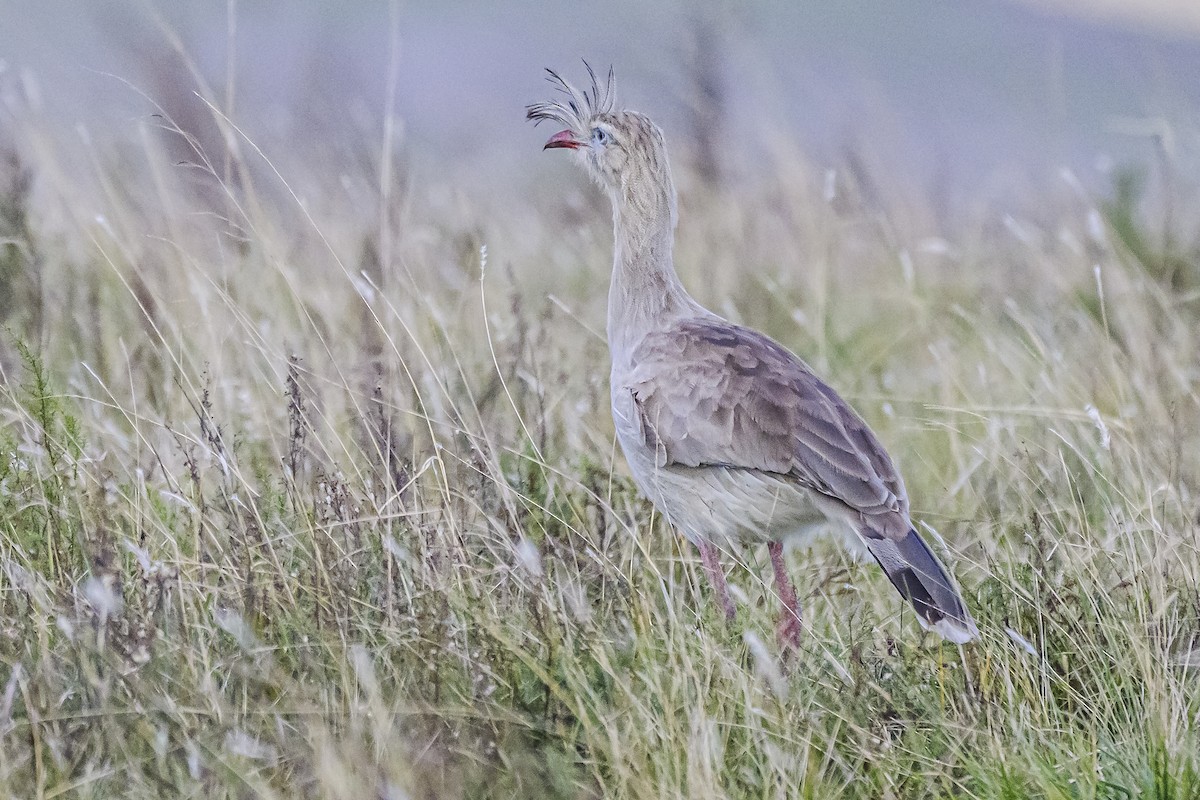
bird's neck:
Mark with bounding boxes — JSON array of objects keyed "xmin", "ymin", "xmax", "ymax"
[{"xmin": 606, "ymin": 177, "xmax": 701, "ymax": 359}]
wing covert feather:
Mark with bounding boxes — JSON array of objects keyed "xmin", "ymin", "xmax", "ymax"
[{"xmin": 626, "ymin": 318, "xmax": 909, "ymax": 535}]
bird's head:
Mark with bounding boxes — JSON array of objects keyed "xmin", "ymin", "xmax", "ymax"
[{"xmin": 526, "ymin": 65, "xmax": 670, "ymax": 199}]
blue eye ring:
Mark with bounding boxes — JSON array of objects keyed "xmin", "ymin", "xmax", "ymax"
[{"xmin": 591, "ymin": 127, "xmax": 609, "ymax": 145}]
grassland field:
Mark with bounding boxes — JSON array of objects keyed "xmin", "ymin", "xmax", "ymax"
[{"xmin": 0, "ymin": 57, "xmax": 1198, "ymax": 799}]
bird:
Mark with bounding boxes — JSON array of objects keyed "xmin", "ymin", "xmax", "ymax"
[{"xmin": 526, "ymin": 65, "xmax": 978, "ymax": 647}]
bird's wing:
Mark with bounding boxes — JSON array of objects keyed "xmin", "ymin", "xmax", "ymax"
[{"xmin": 626, "ymin": 317, "xmax": 910, "ymax": 539}]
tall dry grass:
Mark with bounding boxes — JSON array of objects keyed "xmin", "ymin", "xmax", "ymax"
[{"xmin": 0, "ymin": 45, "xmax": 1198, "ymax": 799}]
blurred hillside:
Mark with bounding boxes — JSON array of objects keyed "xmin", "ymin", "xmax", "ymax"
[{"xmin": 2, "ymin": 0, "xmax": 1199, "ymax": 220}]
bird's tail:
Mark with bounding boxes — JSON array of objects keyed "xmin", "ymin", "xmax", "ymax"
[{"xmin": 862, "ymin": 528, "xmax": 978, "ymax": 644}]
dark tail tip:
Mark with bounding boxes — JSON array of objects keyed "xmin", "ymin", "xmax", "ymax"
[{"xmin": 864, "ymin": 528, "xmax": 979, "ymax": 644}]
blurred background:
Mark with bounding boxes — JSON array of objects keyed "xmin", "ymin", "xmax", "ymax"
[{"xmin": 3, "ymin": 0, "xmax": 1200, "ymax": 223}]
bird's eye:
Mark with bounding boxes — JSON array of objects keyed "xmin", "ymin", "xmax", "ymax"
[{"xmin": 591, "ymin": 127, "xmax": 609, "ymax": 146}]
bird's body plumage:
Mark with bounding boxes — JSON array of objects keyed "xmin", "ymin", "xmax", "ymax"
[
  {"xmin": 528, "ymin": 66, "xmax": 978, "ymax": 644},
  {"xmin": 619, "ymin": 317, "xmax": 910, "ymax": 543}
]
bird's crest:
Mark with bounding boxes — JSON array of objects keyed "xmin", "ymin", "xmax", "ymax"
[{"xmin": 526, "ymin": 62, "xmax": 617, "ymax": 129}]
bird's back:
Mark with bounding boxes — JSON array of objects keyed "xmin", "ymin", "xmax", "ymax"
[{"xmin": 612, "ymin": 316, "xmax": 909, "ymax": 539}]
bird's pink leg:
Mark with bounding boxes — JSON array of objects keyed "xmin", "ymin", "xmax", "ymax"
[
  {"xmin": 698, "ymin": 539, "xmax": 736, "ymax": 622},
  {"xmin": 769, "ymin": 541, "xmax": 802, "ymax": 650}
]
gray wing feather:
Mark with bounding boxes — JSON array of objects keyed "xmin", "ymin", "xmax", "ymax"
[{"xmin": 627, "ymin": 318, "xmax": 910, "ymax": 539}]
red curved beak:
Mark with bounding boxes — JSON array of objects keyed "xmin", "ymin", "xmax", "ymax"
[{"xmin": 543, "ymin": 129, "xmax": 583, "ymax": 150}]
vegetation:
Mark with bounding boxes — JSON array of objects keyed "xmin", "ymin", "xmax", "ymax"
[{"xmin": 0, "ymin": 57, "xmax": 1198, "ymax": 799}]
